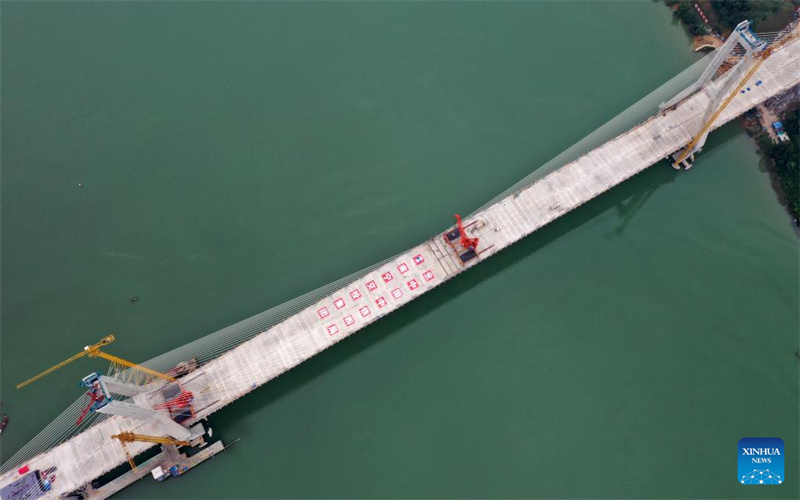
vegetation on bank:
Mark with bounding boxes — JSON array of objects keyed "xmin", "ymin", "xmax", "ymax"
[
  {"xmin": 667, "ymin": 0, "xmax": 714, "ymax": 35},
  {"xmin": 665, "ymin": 0, "xmax": 798, "ymax": 35},
  {"xmin": 710, "ymin": 0, "xmax": 789, "ymax": 29},
  {"xmin": 755, "ymin": 106, "xmax": 800, "ymax": 224}
]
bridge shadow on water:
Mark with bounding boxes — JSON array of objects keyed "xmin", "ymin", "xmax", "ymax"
[
  {"xmin": 609, "ymin": 121, "xmax": 741, "ymax": 235},
  {"xmin": 215, "ymin": 123, "xmax": 742, "ymax": 429},
  {"xmin": 611, "ymin": 163, "xmax": 678, "ymax": 236}
]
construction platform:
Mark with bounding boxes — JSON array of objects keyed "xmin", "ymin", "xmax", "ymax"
[
  {"xmin": 84, "ymin": 441, "xmax": 226, "ymax": 500},
  {"xmin": 1, "ymin": 31, "xmax": 799, "ymax": 500}
]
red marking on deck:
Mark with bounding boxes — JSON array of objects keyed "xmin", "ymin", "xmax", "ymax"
[
  {"xmin": 334, "ymin": 298, "xmax": 346, "ymax": 310},
  {"xmin": 359, "ymin": 306, "xmax": 371, "ymax": 318},
  {"xmin": 413, "ymin": 254, "xmax": 425, "ymax": 265},
  {"xmin": 343, "ymin": 315, "xmax": 355, "ymax": 327},
  {"xmin": 423, "ymin": 270, "xmax": 435, "ymax": 282},
  {"xmin": 397, "ymin": 263, "xmax": 409, "ymax": 274},
  {"xmin": 349, "ymin": 289, "xmax": 362, "ymax": 300},
  {"xmin": 366, "ymin": 280, "xmax": 378, "ymax": 291},
  {"xmin": 381, "ymin": 271, "xmax": 394, "ymax": 283},
  {"xmin": 327, "ymin": 324, "xmax": 339, "ymax": 336},
  {"xmin": 375, "ymin": 296, "xmax": 387, "ymax": 308},
  {"xmin": 317, "ymin": 307, "xmax": 330, "ymax": 319},
  {"xmin": 407, "ymin": 279, "xmax": 419, "ymax": 291},
  {"xmin": 391, "ymin": 287, "xmax": 403, "ymax": 299}
]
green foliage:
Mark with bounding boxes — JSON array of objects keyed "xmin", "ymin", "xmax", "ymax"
[
  {"xmin": 672, "ymin": 1, "xmax": 708, "ymax": 35},
  {"xmin": 784, "ymin": 105, "xmax": 799, "ymax": 149},
  {"xmin": 758, "ymin": 132, "xmax": 775, "ymax": 151},
  {"xmin": 760, "ymin": 105, "xmax": 800, "ymax": 222},
  {"xmin": 709, "ymin": 0, "xmax": 788, "ymax": 29}
]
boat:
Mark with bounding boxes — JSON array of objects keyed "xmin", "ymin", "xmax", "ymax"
[{"xmin": 0, "ymin": 413, "xmax": 8, "ymax": 435}]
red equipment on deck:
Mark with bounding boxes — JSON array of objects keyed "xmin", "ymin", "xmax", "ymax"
[
  {"xmin": 454, "ymin": 214, "xmax": 479, "ymax": 251},
  {"xmin": 154, "ymin": 390, "xmax": 194, "ymax": 412},
  {"xmin": 76, "ymin": 388, "xmax": 106, "ymax": 426}
]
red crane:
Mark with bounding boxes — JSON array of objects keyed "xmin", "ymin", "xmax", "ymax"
[
  {"xmin": 454, "ymin": 214, "xmax": 479, "ymax": 251},
  {"xmin": 154, "ymin": 390, "xmax": 194, "ymax": 412},
  {"xmin": 76, "ymin": 386, "xmax": 106, "ymax": 425}
]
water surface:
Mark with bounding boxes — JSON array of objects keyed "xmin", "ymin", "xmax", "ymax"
[{"xmin": 1, "ymin": 2, "xmax": 797, "ymax": 498}]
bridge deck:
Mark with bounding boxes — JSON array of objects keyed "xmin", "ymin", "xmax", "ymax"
[{"xmin": 3, "ymin": 38, "xmax": 798, "ymax": 498}]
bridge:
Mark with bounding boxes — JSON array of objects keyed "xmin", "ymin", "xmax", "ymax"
[{"xmin": 2, "ymin": 21, "xmax": 799, "ymax": 500}]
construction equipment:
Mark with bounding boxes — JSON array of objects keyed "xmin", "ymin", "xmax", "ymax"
[
  {"xmin": 672, "ymin": 51, "xmax": 769, "ymax": 167},
  {"xmin": 16, "ymin": 336, "xmax": 199, "ymax": 440},
  {"xmin": 76, "ymin": 373, "xmax": 110, "ymax": 425},
  {"xmin": 16, "ymin": 335, "xmax": 176, "ymax": 389},
  {"xmin": 454, "ymin": 214, "xmax": 479, "ymax": 251},
  {"xmin": 111, "ymin": 432, "xmax": 189, "ymax": 471},
  {"xmin": 154, "ymin": 391, "xmax": 194, "ymax": 412}
]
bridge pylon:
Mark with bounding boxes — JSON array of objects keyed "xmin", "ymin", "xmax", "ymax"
[
  {"xmin": 660, "ymin": 21, "xmax": 764, "ymax": 112},
  {"xmin": 78, "ymin": 372, "xmax": 195, "ymax": 440},
  {"xmin": 668, "ymin": 20, "xmax": 768, "ymax": 170}
]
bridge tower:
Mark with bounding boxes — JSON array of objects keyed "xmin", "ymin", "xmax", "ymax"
[
  {"xmin": 82, "ymin": 373, "xmax": 195, "ymax": 440},
  {"xmin": 17, "ymin": 335, "xmax": 200, "ymax": 441},
  {"xmin": 668, "ymin": 20, "xmax": 767, "ymax": 169}
]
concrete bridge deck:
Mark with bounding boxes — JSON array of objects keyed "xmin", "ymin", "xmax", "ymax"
[{"xmin": 2, "ymin": 36, "xmax": 798, "ymax": 499}]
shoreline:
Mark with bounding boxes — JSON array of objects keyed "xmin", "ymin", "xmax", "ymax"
[
  {"xmin": 742, "ymin": 88, "xmax": 800, "ymax": 228},
  {"xmin": 666, "ymin": 0, "xmax": 800, "ymax": 229},
  {"xmin": 692, "ymin": 34, "xmax": 722, "ymax": 52}
]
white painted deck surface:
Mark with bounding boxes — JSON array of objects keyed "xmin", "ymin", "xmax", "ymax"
[{"xmin": 3, "ymin": 39, "xmax": 799, "ymax": 498}]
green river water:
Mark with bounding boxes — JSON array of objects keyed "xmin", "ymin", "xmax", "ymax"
[{"xmin": 2, "ymin": 1, "xmax": 798, "ymax": 498}]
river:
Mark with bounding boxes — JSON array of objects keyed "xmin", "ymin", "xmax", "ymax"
[{"xmin": 1, "ymin": 1, "xmax": 797, "ymax": 498}]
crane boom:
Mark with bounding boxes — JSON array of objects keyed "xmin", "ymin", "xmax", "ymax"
[
  {"xmin": 93, "ymin": 351, "xmax": 176, "ymax": 383},
  {"xmin": 16, "ymin": 334, "xmax": 176, "ymax": 389},
  {"xmin": 15, "ymin": 335, "xmax": 116, "ymax": 389},
  {"xmin": 111, "ymin": 432, "xmax": 189, "ymax": 446},
  {"xmin": 111, "ymin": 432, "xmax": 190, "ymax": 471}
]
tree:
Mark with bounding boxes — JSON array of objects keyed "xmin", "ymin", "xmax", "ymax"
[
  {"xmin": 709, "ymin": 0, "xmax": 786, "ymax": 29},
  {"xmin": 673, "ymin": 1, "xmax": 707, "ymax": 35}
]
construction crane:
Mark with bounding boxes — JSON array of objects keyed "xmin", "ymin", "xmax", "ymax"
[
  {"xmin": 454, "ymin": 214, "xmax": 479, "ymax": 251},
  {"xmin": 16, "ymin": 335, "xmax": 176, "ymax": 389},
  {"xmin": 111, "ymin": 432, "xmax": 189, "ymax": 471},
  {"xmin": 672, "ymin": 52, "xmax": 769, "ymax": 167}
]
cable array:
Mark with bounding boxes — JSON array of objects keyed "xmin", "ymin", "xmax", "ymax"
[
  {"xmin": 0, "ymin": 255, "xmax": 398, "ymax": 475},
  {"xmin": 469, "ymin": 50, "xmax": 715, "ymax": 217}
]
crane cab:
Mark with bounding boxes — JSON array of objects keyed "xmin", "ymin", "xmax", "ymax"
[{"xmin": 79, "ymin": 373, "xmax": 111, "ymax": 412}]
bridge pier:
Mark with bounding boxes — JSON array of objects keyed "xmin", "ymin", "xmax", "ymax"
[{"xmin": 670, "ymin": 152, "xmax": 694, "ymax": 170}]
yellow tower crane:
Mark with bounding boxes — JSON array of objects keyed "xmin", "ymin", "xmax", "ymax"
[
  {"xmin": 672, "ymin": 53, "xmax": 769, "ymax": 167},
  {"xmin": 111, "ymin": 432, "xmax": 190, "ymax": 471},
  {"xmin": 16, "ymin": 334, "xmax": 176, "ymax": 389}
]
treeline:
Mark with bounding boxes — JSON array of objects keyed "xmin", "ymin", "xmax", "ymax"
[
  {"xmin": 710, "ymin": 0, "xmax": 787, "ymax": 28},
  {"xmin": 665, "ymin": 0, "xmax": 794, "ymax": 33},
  {"xmin": 666, "ymin": 0, "xmax": 709, "ymax": 35},
  {"xmin": 758, "ymin": 107, "xmax": 799, "ymax": 223}
]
